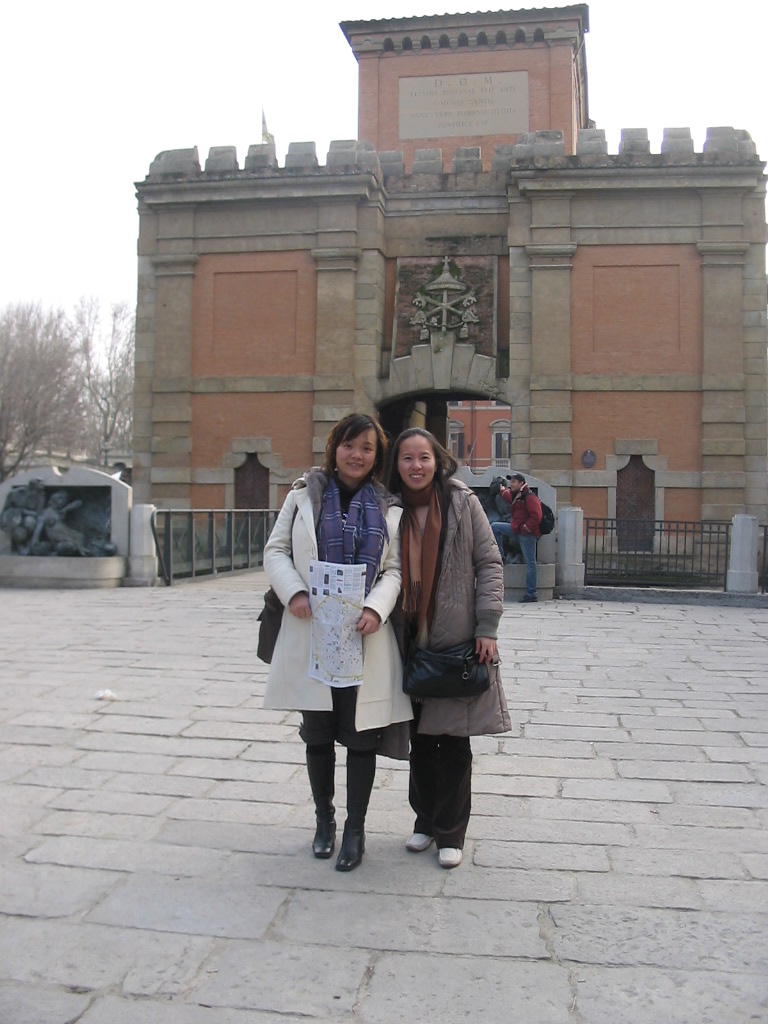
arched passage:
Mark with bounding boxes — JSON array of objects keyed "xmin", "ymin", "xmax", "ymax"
[{"xmin": 379, "ymin": 393, "xmax": 513, "ymax": 474}]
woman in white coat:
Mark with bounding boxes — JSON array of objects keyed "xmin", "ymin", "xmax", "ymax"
[{"xmin": 264, "ymin": 414, "xmax": 412, "ymax": 871}]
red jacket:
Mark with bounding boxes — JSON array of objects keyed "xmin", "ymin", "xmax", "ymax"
[{"xmin": 499, "ymin": 483, "xmax": 542, "ymax": 539}]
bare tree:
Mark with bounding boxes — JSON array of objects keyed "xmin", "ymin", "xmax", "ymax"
[
  {"xmin": 0, "ymin": 303, "xmax": 84, "ymax": 482},
  {"xmin": 72, "ymin": 298, "xmax": 135, "ymax": 465}
]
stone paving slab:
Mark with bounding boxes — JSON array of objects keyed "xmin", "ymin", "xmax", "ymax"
[{"xmin": 0, "ymin": 573, "xmax": 767, "ymax": 1021}]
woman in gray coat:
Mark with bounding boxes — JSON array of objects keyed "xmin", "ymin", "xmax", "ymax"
[{"xmin": 388, "ymin": 427, "xmax": 510, "ymax": 869}]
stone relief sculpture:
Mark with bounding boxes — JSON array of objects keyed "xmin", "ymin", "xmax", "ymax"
[
  {"xmin": 394, "ymin": 253, "xmax": 495, "ymax": 361},
  {"xmin": 0, "ymin": 481, "xmax": 117, "ymax": 557},
  {"xmin": 409, "ymin": 256, "xmax": 481, "ymax": 347}
]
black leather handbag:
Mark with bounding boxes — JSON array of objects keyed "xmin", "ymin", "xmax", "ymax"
[
  {"xmin": 257, "ymin": 506, "xmax": 298, "ymax": 664},
  {"xmin": 403, "ymin": 640, "xmax": 490, "ymax": 699},
  {"xmin": 257, "ymin": 587, "xmax": 284, "ymax": 664}
]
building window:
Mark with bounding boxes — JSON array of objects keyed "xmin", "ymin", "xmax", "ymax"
[
  {"xmin": 492, "ymin": 428, "xmax": 511, "ymax": 465},
  {"xmin": 448, "ymin": 428, "xmax": 465, "ymax": 460}
]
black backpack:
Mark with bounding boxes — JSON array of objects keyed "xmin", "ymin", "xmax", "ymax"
[
  {"xmin": 538, "ymin": 502, "xmax": 555, "ymax": 535},
  {"xmin": 526, "ymin": 491, "xmax": 555, "ymax": 535}
]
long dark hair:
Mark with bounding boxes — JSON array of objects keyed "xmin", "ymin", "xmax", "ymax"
[
  {"xmin": 321, "ymin": 413, "xmax": 388, "ymax": 483},
  {"xmin": 387, "ymin": 427, "xmax": 458, "ymax": 510}
]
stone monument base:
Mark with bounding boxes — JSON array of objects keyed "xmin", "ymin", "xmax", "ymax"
[
  {"xmin": 0, "ymin": 555, "xmax": 127, "ymax": 589},
  {"xmin": 503, "ymin": 561, "xmax": 555, "ymax": 601}
]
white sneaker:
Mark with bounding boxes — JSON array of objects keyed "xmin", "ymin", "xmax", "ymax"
[
  {"xmin": 406, "ymin": 832, "xmax": 434, "ymax": 852},
  {"xmin": 438, "ymin": 847, "xmax": 462, "ymax": 869}
]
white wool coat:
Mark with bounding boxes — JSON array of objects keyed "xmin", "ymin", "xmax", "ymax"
[{"xmin": 262, "ymin": 472, "xmax": 413, "ymax": 733}]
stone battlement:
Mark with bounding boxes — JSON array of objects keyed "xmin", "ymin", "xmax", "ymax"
[{"xmin": 145, "ymin": 128, "xmax": 761, "ymax": 183}]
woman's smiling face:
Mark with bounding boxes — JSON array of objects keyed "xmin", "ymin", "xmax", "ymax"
[
  {"xmin": 334, "ymin": 428, "xmax": 378, "ymax": 489},
  {"xmin": 397, "ymin": 434, "xmax": 437, "ymax": 492}
]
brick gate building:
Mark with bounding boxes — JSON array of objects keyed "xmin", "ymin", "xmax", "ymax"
[{"xmin": 133, "ymin": 4, "xmax": 767, "ymax": 525}]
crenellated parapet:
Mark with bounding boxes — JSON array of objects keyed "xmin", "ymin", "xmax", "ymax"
[
  {"xmin": 492, "ymin": 126, "xmax": 760, "ymax": 171},
  {"xmin": 143, "ymin": 127, "xmax": 762, "ymax": 187}
]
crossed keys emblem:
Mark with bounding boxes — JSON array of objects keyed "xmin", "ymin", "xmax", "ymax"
[{"xmin": 410, "ymin": 256, "xmax": 480, "ymax": 345}]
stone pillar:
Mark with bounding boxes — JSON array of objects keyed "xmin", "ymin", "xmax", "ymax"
[
  {"xmin": 741, "ymin": 189, "xmax": 768, "ymax": 518},
  {"xmin": 697, "ymin": 229, "xmax": 749, "ymax": 520},
  {"xmin": 354, "ymin": 247, "xmax": 387, "ymax": 407},
  {"xmin": 133, "ymin": 250, "xmax": 156, "ymax": 506},
  {"xmin": 506, "ymin": 242, "xmax": 533, "ymax": 467},
  {"xmin": 135, "ymin": 151, "xmax": 200, "ymax": 508},
  {"xmin": 127, "ymin": 504, "xmax": 159, "ymax": 587},
  {"xmin": 555, "ymin": 506, "xmax": 585, "ymax": 595},
  {"xmin": 311, "ymin": 246, "xmax": 361, "ymax": 458},
  {"xmin": 726, "ymin": 514, "xmax": 758, "ymax": 594},
  {"xmin": 147, "ymin": 255, "xmax": 197, "ymax": 508},
  {"xmin": 527, "ymin": 240, "xmax": 576, "ymax": 486}
]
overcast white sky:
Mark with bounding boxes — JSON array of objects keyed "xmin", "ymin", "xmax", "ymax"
[{"xmin": 1, "ymin": 0, "xmax": 765, "ymax": 316}]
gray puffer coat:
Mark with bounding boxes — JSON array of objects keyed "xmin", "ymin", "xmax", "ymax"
[{"xmin": 415, "ymin": 478, "xmax": 510, "ymax": 737}]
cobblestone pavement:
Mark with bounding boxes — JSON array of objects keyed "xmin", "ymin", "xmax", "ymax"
[{"xmin": 1, "ymin": 573, "xmax": 767, "ymax": 1023}]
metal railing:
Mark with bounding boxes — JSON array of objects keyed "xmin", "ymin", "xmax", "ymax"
[
  {"xmin": 151, "ymin": 509, "xmax": 279, "ymax": 585},
  {"xmin": 150, "ymin": 509, "xmax": 765, "ymax": 593},
  {"xmin": 584, "ymin": 518, "xmax": 731, "ymax": 589}
]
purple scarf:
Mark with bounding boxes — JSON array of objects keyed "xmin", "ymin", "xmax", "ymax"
[{"xmin": 318, "ymin": 479, "xmax": 388, "ymax": 596}]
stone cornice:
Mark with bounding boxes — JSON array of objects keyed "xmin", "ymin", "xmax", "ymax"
[
  {"xmin": 526, "ymin": 243, "xmax": 577, "ymax": 268},
  {"xmin": 151, "ymin": 254, "xmax": 199, "ymax": 277},
  {"xmin": 311, "ymin": 248, "xmax": 361, "ymax": 271},
  {"xmin": 341, "ymin": 5, "xmax": 588, "ymax": 57},
  {"xmin": 696, "ymin": 241, "xmax": 750, "ymax": 256},
  {"xmin": 526, "ymin": 244, "xmax": 577, "ymax": 256},
  {"xmin": 515, "ymin": 165, "xmax": 763, "ymax": 194},
  {"xmin": 193, "ymin": 377, "xmax": 314, "ymax": 394},
  {"xmin": 138, "ymin": 175, "xmax": 382, "ymax": 208},
  {"xmin": 697, "ymin": 241, "xmax": 751, "ymax": 268}
]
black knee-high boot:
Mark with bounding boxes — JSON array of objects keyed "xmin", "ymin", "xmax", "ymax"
[
  {"xmin": 336, "ymin": 749, "xmax": 376, "ymax": 872},
  {"xmin": 306, "ymin": 743, "xmax": 336, "ymax": 858}
]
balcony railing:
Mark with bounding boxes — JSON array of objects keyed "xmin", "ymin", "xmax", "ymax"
[{"xmin": 455, "ymin": 457, "xmax": 510, "ymax": 471}]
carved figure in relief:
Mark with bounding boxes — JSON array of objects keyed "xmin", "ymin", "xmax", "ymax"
[
  {"xmin": 0, "ymin": 479, "xmax": 47, "ymax": 553},
  {"xmin": 31, "ymin": 491, "xmax": 89, "ymax": 556}
]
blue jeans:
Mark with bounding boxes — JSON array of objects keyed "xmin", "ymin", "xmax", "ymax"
[{"xmin": 492, "ymin": 523, "xmax": 538, "ymax": 597}]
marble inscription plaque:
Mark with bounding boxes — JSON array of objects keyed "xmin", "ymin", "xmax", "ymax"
[{"xmin": 399, "ymin": 71, "xmax": 529, "ymax": 140}]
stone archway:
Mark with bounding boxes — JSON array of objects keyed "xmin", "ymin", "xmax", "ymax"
[{"xmin": 378, "ymin": 396, "xmax": 451, "ymax": 448}]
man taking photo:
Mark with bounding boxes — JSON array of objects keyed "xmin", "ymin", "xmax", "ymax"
[{"xmin": 491, "ymin": 473, "xmax": 542, "ymax": 603}]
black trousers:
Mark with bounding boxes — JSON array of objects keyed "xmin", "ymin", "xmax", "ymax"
[{"xmin": 409, "ymin": 703, "xmax": 472, "ymax": 850}]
